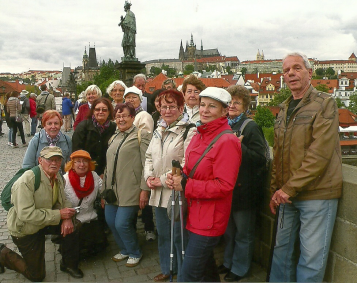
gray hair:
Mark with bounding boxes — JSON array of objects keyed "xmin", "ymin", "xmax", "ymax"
[
  {"xmin": 85, "ymin": 85, "xmax": 102, "ymax": 97},
  {"xmin": 133, "ymin": 74, "xmax": 146, "ymax": 84},
  {"xmin": 106, "ymin": 80, "xmax": 127, "ymax": 95},
  {"xmin": 30, "ymin": 93, "xmax": 37, "ymax": 98},
  {"xmin": 283, "ymin": 52, "xmax": 311, "ymax": 69}
]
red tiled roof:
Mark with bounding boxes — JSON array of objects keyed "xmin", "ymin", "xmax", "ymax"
[
  {"xmin": 145, "ymin": 73, "xmax": 168, "ymax": 93},
  {"xmin": 221, "ymin": 75, "xmax": 237, "ymax": 85},
  {"xmin": 349, "ymin": 53, "xmax": 356, "ymax": 59},
  {"xmin": 340, "ymin": 140, "xmax": 357, "ymax": 146},
  {"xmin": 339, "ymin": 109, "xmax": 357, "ymax": 127},
  {"xmin": 311, "ymin": 79, "xmax": 338, "ymax": 93},
  {"xmin": 196, "ymin": 56, "xmax": 226, "ymax": 63},
  {"xmin": 316, "ymin": 60, "xmax": 356, "ymax": 64},
  {"xmin": 339, "ymin": 72, "xmax": 357, "ymax": 79}
]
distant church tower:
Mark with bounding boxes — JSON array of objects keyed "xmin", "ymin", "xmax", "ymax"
[
  {"xmin": 256, "ymin": 49, "xmax": 265, "ymax": 60},
  {"xmin": 82, "ymin": 47, "xmax": 89, "ymax": 70},
  {"xmin": 179, "ymin": 40, "xmax": 184, "ymax": 61},
  {"xmin": 82, "ymin": 43, "xmax": 99, "ymax": 82}
]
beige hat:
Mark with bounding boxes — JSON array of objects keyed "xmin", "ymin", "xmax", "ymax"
[
  {"xmin": 199, "ymin": 87, "xmax": 231, "ymax": 107},
  {"xmin": 124, "ymin": 86, "xmax": 143, "ymax": 102},
  {"xmin": 40, "ymin": 146, "xmax": 63, "ymax": 159},
  {"xmin": 20, "ymin": 90, "xmax": 29, "ymax": 96}
]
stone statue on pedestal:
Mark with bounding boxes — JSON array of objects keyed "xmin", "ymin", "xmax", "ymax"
[{"xmin": 119, "ymin": 1, "xmax": 136, "ymax": 60}]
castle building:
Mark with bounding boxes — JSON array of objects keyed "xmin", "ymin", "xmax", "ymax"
[
  {"xmin": 76, "ymin": 44, "xmax": 100, "ymax": 83},
  {"xmin": 179, "ymin": 34, "xmax": 220, "ymax": 61}
]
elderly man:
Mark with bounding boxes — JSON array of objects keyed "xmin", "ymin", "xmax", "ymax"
[
  {"xmin": 0, "ymin": 146, "xmax": 83, "ymax": 281},
  {"xmin": 133, "ymin": 74, "xmax": 154, "ymax": 114},
  {"xmin": 269, "ymin": 52, "xmax": 342, "ymax": 282}
]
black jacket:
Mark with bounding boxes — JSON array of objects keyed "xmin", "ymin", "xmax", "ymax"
[
  {"xmin": 230, "ymin": 114, "xmax": 266, "ymax": 210},
  {"xmin": 72, "ymin": 119, "xmax": 116, "ymax": 175}
]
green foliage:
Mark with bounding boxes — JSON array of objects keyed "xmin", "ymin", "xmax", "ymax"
[
  {"xmin": 254, "ymin": 106, "xmax": 275, "ymax": 128},
  {"xmin": 268, "ymin": 88, "xmax": 291, "ymax": 106},
  {"xmin": 161, "ymin": 64, "xmax": 176, "ymax": 77},
  {"xmin": 93, "ymin": 59, "xmax": 121, "ymax": 96},
  {"xmin": 184, "ymin": 64, "xmax": 194, "ymax": 75},
  {"xmin": 335, "ymin": 97, "xmax": 344, "ymax": 108},
  {"xmin": 204, "ymin": 65, "xmax": 217, "ymax": 72},
  {"xmin": 262, "ymin": 127, "xmax": 274, "ymax": 147},
  {"xmin": 315, "ymin": 84, "xmax": 329, "ymax": 93},
  {"xmin": 241, "ymin": 67, "xmax": 247, "ymax": 76},
  {"xmin": 225, "ymin": 66, "xmax": 233, "ymax": 75},
  {"xmin": 325, "ymin": 67, "xmax": 335, "ymax": 77},
  {"xmin": 347, "ymin": 93, "xmax": 357, "ymax": 114},
  {"xmin": 315, "ymin": 68, "xmax": 325, "ymax": 76},
  {"xmin": 150, "ymin": 66, "xmax": 161, "ymax": 76},
  {"xmin": 252, "ymin": 67, "xmax": 258, "ymax": 74}
]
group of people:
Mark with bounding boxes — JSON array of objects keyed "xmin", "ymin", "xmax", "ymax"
[{"xmin": 0, "ymin": 52, "xmax": 343, "ymax": 283}]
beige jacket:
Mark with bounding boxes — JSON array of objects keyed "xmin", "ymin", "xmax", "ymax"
[
  {"xmin": 6, "ymin": 97, "xmax": 21, "ymax": 117},
  {"xmin": 102, "ymin": 125, "xmax": 151, "ymax": 206},
  {"xmin": 134, "ymin": 110, "xmax": 154, "ymax": 133},
  {"xmin": 144, "ymin": 115, "xmax": 196, "ymax": 208},
  {"xmin": 7, "ymin": 165, "xmax": 71, "ymax": 237},
  {"xmin": 270, "ymin": 86, "xmax": 342, "ymax": 200}
]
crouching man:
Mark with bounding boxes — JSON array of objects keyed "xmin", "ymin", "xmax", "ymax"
[{"xmin": 0, "ymin": 146, "xmax": 83, "ymax": 281}]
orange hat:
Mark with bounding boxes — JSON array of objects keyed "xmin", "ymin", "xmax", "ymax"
[{"xmin": 70, "ymin": 150, "xmax": 91, "ymax": 160}]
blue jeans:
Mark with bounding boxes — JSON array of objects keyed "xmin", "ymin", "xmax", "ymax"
[
  {"xmin": 181, "ymin": 232, "xmax": 221, "ymax": 282},
  {"xmin": 8, "ymin": 127, "xmax": 13, "ymax": 143},
  {"xmin": 223, "ymin": 208, "xmax": 256, "ymax": 277},
  {"xmin": 155, "ymin": 207, "xmax": 187, "ymax": 281},
  {"xmin": 270, "ymin": 199, "xmax": 338, "ymax": 282},
  {"xmin": 105, "ymin": 204, "xmax": 141, "ymax": 258},
  {"xmin": 31, "ymin": 117, "xmax": 37, "ymax": 135}
]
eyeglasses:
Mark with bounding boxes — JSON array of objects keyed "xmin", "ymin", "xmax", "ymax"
[
  {"xmin": 73, "ymin": 159, "xmax": 89, "ymax": 165},
  {"xmin": 94, "ymin": 108, "xmax": 108, "ymax": 113},
  {"xmin": 112, "ymin": 89, "xmax": 125, "ymax": 93},
  {"xmin": 125, "ymin": 95, "xmax": 139, "ymax": 100},
  {"xmin": 115, "ymin": 114, "xmax": 131, "ymax": 119},
  {"xmin": 43, "ymin": 157, "xmax": 62, "ymax": 164},
  {"xmin": 160, "ymin": 105, "xmax": 178, "ymax": 111},
  {"xmin": 229, "ymin": 101, "xmax": 243, "ymax": 107}
]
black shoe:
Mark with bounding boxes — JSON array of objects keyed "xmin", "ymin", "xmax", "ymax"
[
  {"xmin": 0, "ymin": 243, "xmax": 5, "ymax": 274},
  {"xmin": 60, "ymin": 261, "xmax": 83, "ymax": 278},
  {"xmin": 218, "ymin": 264, "xmax": 230, "ymax": 274},
  {"xmin": 224, "ymin": 272, "xmax": 243, "ymax": 282}
]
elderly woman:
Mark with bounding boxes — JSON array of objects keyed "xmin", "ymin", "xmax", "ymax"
[
  {"xmin": 151, "ymin": 88, "xmax": 165, "ymax": 129},
  {"xmin": 144, "ymin": 89, "xmax": 196, "ymax": 282},
  {"xmin": 218, "ymin": 85, "xmax": 266, "ymax": 282},
  {"xmin": 107, "ymin": 80, "xmax": 127, "ymax": 108},
  {"xmin": 103, "ymin": 102, "xmax": 152, "ymax": 267},
  {"xmin": 6, "ymin": 91, "xmax": 27, "ymax": 148},
  {"xmin": 167, "ymin": 87, "xmax": 242, "ymax": 282},
  {"xmin": 182, "ymin": 74, "xmax": 206, "ymax": 123},
  {"xmin": 72, "ymin": 97, "xmax": 116, "ymax": 177},
  {"xmin": 124, "ymin": 86, "xmax": 154, "ymax": 132},
  {"xmin": 23, "ymin": 110, "xmax": 71, "ymax": 171},
  {"xmin": 73, "ymin": 85, "xmax": 102, "ymax": 130},
  {"xmin": 63, "ymin": 150, "xmax": 107, "ymax": 258}
]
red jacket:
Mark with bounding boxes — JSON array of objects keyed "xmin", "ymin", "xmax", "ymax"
[
  {"xmin": 29, "ymin": 97, "xmax": 37, "ymax": 118},
  {"xmin": 183, "ymin": 117, "xmax": 241, "ymax": 237},
  {"xmin": 73, "ymin": 103, "xmax": 89, "ymax": 130}
]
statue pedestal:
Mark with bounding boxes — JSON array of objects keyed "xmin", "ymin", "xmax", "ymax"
[{"xmin": 117, "ymin": 59, "xmax": 146, "ymax": 87}]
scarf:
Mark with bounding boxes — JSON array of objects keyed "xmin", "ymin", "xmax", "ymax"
[
  {"xmin": 135, "ymin": 105, "xmax": 144, "ymax": 115},
  {"xmin": 68, "ymin": 169, "xmax": 95, "ymax": 199},
  {"xmin": 158, "ymin": 113, "xmax": 185, "ymax": 130},
  {"xmin": 228, "ymin": 113, "xmax": 244, "ymax": 127},
  {"xmin": 92, "ymin": 115, "xmax": 111, "ymax": 134},
  {"xmin": 45, "ymin": 131, "xmax": 61, "ymax": 146}
]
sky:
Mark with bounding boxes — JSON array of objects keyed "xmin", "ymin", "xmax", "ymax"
[{"xmin": 1, "ymin": 0, "xmax": 357, "ymax": 73}]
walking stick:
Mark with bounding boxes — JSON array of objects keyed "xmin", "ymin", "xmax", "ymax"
[
  {"xmin": 169, "ymin": 165, "xmax": 177, "ymax": 282},
  {"xmin": 266, "ymin": 204, "xmax": 280, "ymax": 282}
]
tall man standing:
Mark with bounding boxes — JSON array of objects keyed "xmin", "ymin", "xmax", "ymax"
[{"xmin": 269, "ymin": 52, "xmax": 342, "ymax": 282}]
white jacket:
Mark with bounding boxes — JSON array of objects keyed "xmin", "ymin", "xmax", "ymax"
[
  {"xmin": 134, "ymin": 110, "xmax": 154, "ymax": 133},
  {"xmin": 144, "ymin": 113, "xmax": 196, "ymax": 208},
  {"xmin": 63, "ymin": 171, "xmax": 102, "ymax": 223}
]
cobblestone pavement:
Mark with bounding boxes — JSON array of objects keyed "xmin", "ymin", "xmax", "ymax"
[{"xmin": 0, "ymin": 122, "xmax": 266, "ymax": 282}]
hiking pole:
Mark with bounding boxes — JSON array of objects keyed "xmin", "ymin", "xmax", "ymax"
[
  {"xmin": 169, "ymin": 164, "xmax": 177, "ymax": 282},
  {"xmin": 266, "ymin": 204, "xmax": 280, "ymax": 282},
  {"xmin": 172, "ymin": 160, "xmax": 185, "ymax": 261}
]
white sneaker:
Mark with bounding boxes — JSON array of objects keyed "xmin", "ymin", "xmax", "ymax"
[
  {"xmin": 125, "ymin": 255, "xmax": 142, "ymax": 267},
  {"xmin": 145, "ymin": 231, "xmax": 156, "ymax": 241},
  {"xmin": 111, "ymin": 253, "xmax": 129, "ymax": 262},
  {"xmin": 7, "ymin": 142, "xmax": 12, "ymax": 146}
]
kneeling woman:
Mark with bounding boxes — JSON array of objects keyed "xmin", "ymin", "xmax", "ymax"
[
  {"xmin": 63, "ymin": 150, "xmax": 107, "ymax": 258},
  {"xmin": 103, "ymin": 103, "xmax": 152, "ymax": 267}
]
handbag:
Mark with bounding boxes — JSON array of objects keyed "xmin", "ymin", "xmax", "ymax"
[
  {"xmin": 167, "ymin": 129, "xmax": 233, "ymax": 221},
  {"xmin": 101, "ymin": 130, "xmax": 132, "ymax": 204},
  {"xmin": 15, "ymin": 100, "xmax": 23, "ymax": 122}
]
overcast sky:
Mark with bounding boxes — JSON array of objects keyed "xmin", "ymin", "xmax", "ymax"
[{"xmin": 1, "ymin": 0, "xmax": 357, "ymax": 73}]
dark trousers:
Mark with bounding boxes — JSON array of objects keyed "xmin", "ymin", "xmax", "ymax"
[
  {"xmin": 142, "ymin": 204, "xmax": 155, "ymax": 231},
  {"xmin": 10, "ymin": 117, "xmax": 25, "ymax": 145},
  {"xmin": 0, "ymin": 223, "xmax": 79, "ymax": 282},
  {"xmin": 181, "ymin": 232, "xmax": 221, "ymax": 282}
]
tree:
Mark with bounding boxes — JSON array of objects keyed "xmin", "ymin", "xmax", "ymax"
[
  {"xmin": 161, "ymin": 64, "xmax": 176, "ymax": 77},
  {"xmin": 184, "ymin": 64, "xmax": 194, "ymax": 75},
  {"xmin": 241, "ymin": 67, "xmax": 247, "ymax": 76},
  {"xmin": 254, "ymin": 106, "xmax": 275, "ymax": 128},
  {"xmin": 335, "ymin": 97, "xmax": 344, "ymax": 108},
  {"xmin": 325, "ymin": 67, "xmax": 335, "ymax": 77},
  {"xmin": 252, "ymin": 67, "xmax": 258, "ymax": 74},
  {"xmin": 226, "ymin": 66, "xmax": 233, "ymax": 75},
  {"xmin": 348, "ymin": 93, "xmax": 357, "ymax": 114},
  {"xmin": 150, "ymin": 66, "xmax": 161, "ymax": 76},
  {"xmin": 315, "ymin": 84, "xmax": 329, "ymax": 93},
  {"xmin": 268, "ymin": 88, "xmax": 291, "ymax": 106},
  {"xmin": 315, "ymin": 68, "xmax": 325, "ymax": 76}
]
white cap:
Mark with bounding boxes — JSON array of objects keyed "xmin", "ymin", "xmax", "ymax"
[
  {"xmin": 124, "ymin": 86, "xmax": 143, "ymax": 102},
  {"xmin": 199, "ymin": 87, "xmax": 231, "ymax": 106}
]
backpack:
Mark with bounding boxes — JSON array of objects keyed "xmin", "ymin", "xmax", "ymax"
[
  {"xmin": 1, "ymin": 166, "xmax": 41, "ymax": 211},
  {"xmin": 36, "ymin": 94, "xmax": 49, "ymax": 114}
]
